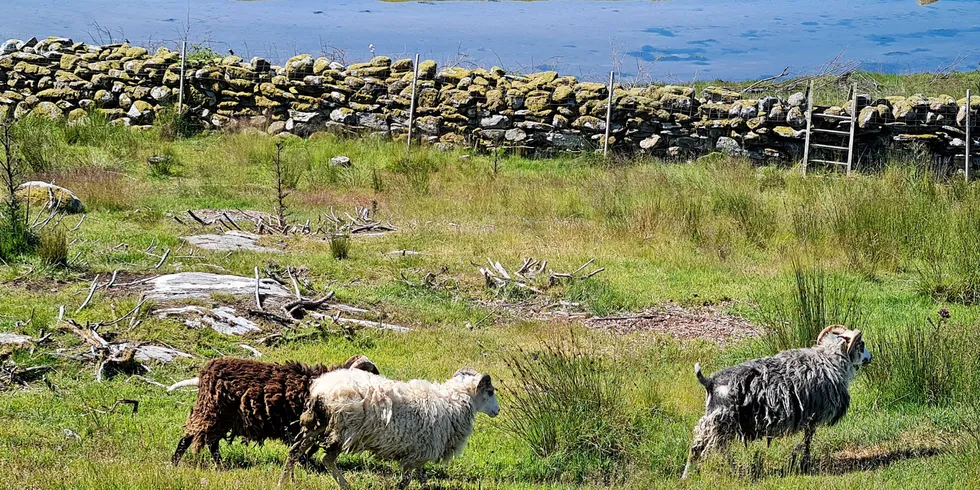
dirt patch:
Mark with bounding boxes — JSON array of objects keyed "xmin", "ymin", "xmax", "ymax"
[
  {"xmin": 819, "ymin": 445, "xmax": 943, "ymax": 475},
  {"xmin": 585, "ymin": 302, "xmax": 760, "ymax": 344}
]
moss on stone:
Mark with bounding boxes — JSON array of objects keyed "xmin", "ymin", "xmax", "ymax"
[{"xmin": 552, "ymin": 85, "xmax": 575, "ymax": 104}]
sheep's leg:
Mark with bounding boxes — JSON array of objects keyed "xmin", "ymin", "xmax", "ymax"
[
  {"xmin": 279, "ymin": 430, "xmax": 323, "ymax": 488},
  {"xmin": 171, "ymin": 434, "xmax": 193, "ymax": 466},
  {"xmin": 321, "ymin": 442, "xmax": 350, "ymax": 490},
  {"xmin": 799, "ymin": 426, "xmax": 816, "ymax": 472},
  {"xmin": 207, "ymin": 438, "xmax": 222, "ymax": 469},
  {"xmin": 789, "ymin": 426, "xmax": 817, "ymax": 473},
  {"xmin": 683, "ymin": 414, "xmax": 732, "ymax": 480},
  {"xmin": 682, "ymin": 433, "xmax": 711, "ymax": 480},
  {"xmin": 397, "ymin": 466, "xmax": 416, "ymax": 489}
]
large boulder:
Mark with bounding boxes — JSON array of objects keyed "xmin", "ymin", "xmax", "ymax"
[{"xmin": 15, "ymin": 181, "xmax": 84, "ymax": 213}]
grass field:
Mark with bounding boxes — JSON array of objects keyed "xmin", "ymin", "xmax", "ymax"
[{"xmin": 1, "ymin": 114, "xmax": 980, "ymax": 489}]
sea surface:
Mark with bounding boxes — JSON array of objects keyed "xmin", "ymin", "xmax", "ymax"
[{"xmin": 1, "ymin": 0, "xmax": 978, "ymax": 81}]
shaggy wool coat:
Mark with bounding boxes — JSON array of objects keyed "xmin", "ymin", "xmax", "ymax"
[{"xmin": 307, "ymin": 369, "xmax": 484, "ymax": 468}]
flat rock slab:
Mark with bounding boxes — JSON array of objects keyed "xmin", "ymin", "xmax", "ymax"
[
  {"xmin": 0, "ymin": 333, "xmax": 33, "ymax": 345},
  {"xmin": 182, "ymin": 231, "xmax": 280, "ymax": 253},
  {"xmin": 156, "ymin": 305, "xmax": 261, "ymax": 336},
  {"xmin": 144, "ymin": 272, "xmax": 292, "ymax": 302},
  {"xmin": 127, "ymin": 344, "xmax": 193, "ymax": 363}
]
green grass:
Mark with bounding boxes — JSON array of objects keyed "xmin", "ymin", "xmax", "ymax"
[{"xmin": 1, "ymin": 116, "xmax": 980, "ymax": 488}]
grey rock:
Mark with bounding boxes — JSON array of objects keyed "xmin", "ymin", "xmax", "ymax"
[
  {"xmin": 504, "ymin": 128, "xmax": 527, "ymax": 142},
  {"xmin": 547, "ymin": 132, "xmax": 589, "ymax": 150},
  {"xmin": 357, "ymin": 112, "xmax": 389, "ymax": 131},
  {"xmin": 786, "ymin": 106, "xmax": 807, "ymax": 128},
  {"xmin": 288, "ymin": 110, "xmax": 322, "ymax": 123},
  {"xmin": 480, "ymin": 114, "xmax": 511, "ymax": 129},
  {"xmin": 331, "ymin": 155, "xmax": 352, "ymax": 167},
  {"xmin": 516, "ymin": 121, "xmax": 554, "ymax": 131},
  {"xmin": 182, "ymin": 231, "xmax": 281, "ymax": 254},
  {"xmin": 715, "ymin": 136, "xmax": 748, "ymax": 156},
  {"xmin": 143, "ymin": 272, "xmax": 292, "ymax": 302},
  {"xmin": 155, "ymin": 306, "xmax": 261, "ymax": 336},
  {"xmin": 267, "ymin": 120, "xmax": 287, "ymax": 135},
  {"xmin": 17, "ymin": 181, "xmax": 84, "ymax": 213},
  {"xmin": 330, "ymin": 108, "xmax": 357, "ymax": 125},
  {"xmin": 758, "ymin": 96, "xmax": 780, "ymax": 113},
  {"xmin": 788, "ymin": 92, "xmax": 807, "ymax": 107},
  {"xmin": 639, "ymin": 134, "xmax": 663, "ymax": 150},
  {"xmin": 1, "ymin": 39, "xmax": 24, "ymax": 55},
  {"xmin": 150, "ymin": 86, "xmax": 172, "ymax": 103}
]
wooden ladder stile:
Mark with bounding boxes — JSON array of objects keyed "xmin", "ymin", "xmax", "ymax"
[{"xmin": 804, "ymin": 82, "xmax": 858, "ymax": 175}]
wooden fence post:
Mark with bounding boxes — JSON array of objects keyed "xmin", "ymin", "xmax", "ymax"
[
  {"xmin": 178, "ymin": 41, "xmax": 187, "ymax": 116},
  {"xmin": 407, "ymin": 54, "xmax": 420, "ymax": 151},
  {"xmin": 603, "ymin": 71, "xmax": 614, "ymax": 158}
]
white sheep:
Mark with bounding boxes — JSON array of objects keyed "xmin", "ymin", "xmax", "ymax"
[{"xmin": 278, "ymin": 366, "xmax": 500, "ymax": 488}]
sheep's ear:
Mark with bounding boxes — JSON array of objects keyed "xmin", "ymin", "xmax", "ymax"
[{"xmin": 477, "ymin": 374, "xmax": 493, "ymax": 392}]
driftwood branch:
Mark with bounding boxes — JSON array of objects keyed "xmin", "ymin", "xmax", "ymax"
[{"xmin": 76, "ymin": 275, "xmax": 101, "ymax": 314}]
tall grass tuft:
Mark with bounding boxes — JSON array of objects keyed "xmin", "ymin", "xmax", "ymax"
[
  {"xmin": 866, "ymin": 314, "xmax": 980, "ymax": 407},
  {"xmin": 153, "ymin": 106, "xmax": 196, "ymax": 141},
  {"xmin": 1, "ymin": 119, "xmax": 38, "ymax": 260},
  {"xmin": 392, "ymin": 153, "xmax": 435, "ymax": 195},
  {"xmin": 501, "ymin": 333, "xmax": 653, "ymax": 480},
  {"xmin": 755, "ymin": 265, "xmax": 865, "ymax": 353},
  {"xmin": 330, "ymin": 233, "xmax": 351, "ymax": 260},
  {"xmin": 37, "ymin": 227, "xmax": 68, "ymax": 266}
]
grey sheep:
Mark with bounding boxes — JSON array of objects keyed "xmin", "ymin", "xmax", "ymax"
[{"xmin": 682, "ymin": 325, "xmax": 871, "ymax": 479}]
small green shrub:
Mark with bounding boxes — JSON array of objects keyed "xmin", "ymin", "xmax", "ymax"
[
  {"xmin": 563, "ymin": 278, "xmax": 632, "ymax": 316},
  {"xmin": 330, "ymin": 233, "xmax": 351, "ymax": 260},
  {"xmin": 502, "ymin": 333, "xmax": 657, "ymax": 480},
  {"xmin": 154, "ymin": 106, "xmax": 196, "ymax": 141},
  {"xmin": 37, "ymin": 227, "xmax": 68, "ymax": 266},
  {"xmin": 392, "ymin": 153, "xmax": 435, "ymax": 195},
  {"xmin": 865, "ymin": 315, "xmax": 980, "ymax": 406},
  {"xmin": 755, "ymin": 265, "xmax": 865, "ymax": 353},
  {"xmin": 147, "ymin": 150, "xmax": 182, "ymax": 178}
]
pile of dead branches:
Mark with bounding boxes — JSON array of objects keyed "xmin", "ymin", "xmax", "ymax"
[
  {"xmin": 318, "ymin": 205, "xmax": 395, "ymax": 236},
  {"xmin": 57, "ymin": 307, "xmax": 191, "ymax": 382},
  {"xmin": 478, "ymin": 257, "xmax": 605, "ymax": 294},
  {"xmin": 0, "ymin": 356, "xmax": 52, "ymax": 389},
  {"xmin": 248, "ymin": 267, "xmax": 411, "ymax": 336},
  {"xmin": 175, "ymin": 205, "xmax": 395, "ymax": 237}
]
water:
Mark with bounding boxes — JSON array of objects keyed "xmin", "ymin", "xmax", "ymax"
[{"xmin": 1, "ymin": 0, "xmax": 978, "ymax": 81}]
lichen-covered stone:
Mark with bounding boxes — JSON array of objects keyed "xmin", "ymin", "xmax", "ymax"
[
  {"xmin": 571, "ymin": 115, "xmax": 605, "ymax": 132},
  {"xmin": 438, "ymin": 67, "xmax": 471, "ymax": 84},
  {"xmin": 31, "ymin": 101, "xmax": 62, "ymax": 119},
  {"xmin": 703, "ymin": 86, "xmax": 741, "ymax": 103},
  {"xmin": 284, "ymin": 54, "xmax": 314, "ymax": 78},
  {"xmin": 16, "ymin": 182, "xmax": 83, "ymax": 213}
]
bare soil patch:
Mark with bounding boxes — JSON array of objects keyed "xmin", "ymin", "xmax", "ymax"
[{"xmin": 585, "ymin": 302, "xmax": 760, "ymax": 344}]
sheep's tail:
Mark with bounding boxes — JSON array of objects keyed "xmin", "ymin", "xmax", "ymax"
[
  {"xmin": 695, "ymin": 363, "xmax": 711, "ymax": 391},
  {"xmin": 167, "ymin": 377, "xmax": 199, "ymax": 392}
]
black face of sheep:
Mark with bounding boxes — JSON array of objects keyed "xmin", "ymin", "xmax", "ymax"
[
  {"xmin": 682, "ymin": 325, "xmax": 869, "ymax": 479},
  {"xmin": 170, "ymin": 354, "xmax": 379, "ymax": 469}
]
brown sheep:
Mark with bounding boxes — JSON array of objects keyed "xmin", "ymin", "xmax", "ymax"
[{"xmin": 170, "ymin": 354, "xmax": 379, "ymax": 467}]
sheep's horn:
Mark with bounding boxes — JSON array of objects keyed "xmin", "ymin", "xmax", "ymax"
[
  {"xmin": 816, "ymin": 325, "xmax": 849, "ymax": 344},
  {"xmin": 845, "ymin": 329, "xmax": 862, "ymax": 353}
]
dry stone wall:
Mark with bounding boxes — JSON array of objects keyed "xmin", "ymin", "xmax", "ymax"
[{"xmin": 1, "ymin": 36, "xmax": 978, "ymax": 165}]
